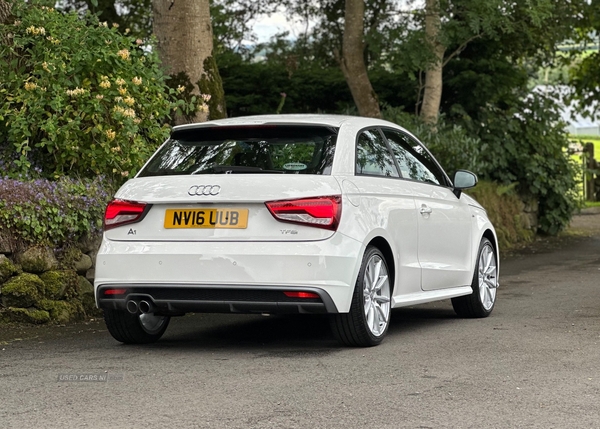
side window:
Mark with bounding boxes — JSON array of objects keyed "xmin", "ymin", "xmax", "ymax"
[
  {"xmin": 383, "ymin": 129, "xmax": 446, "ymax": 186},
  {"xmin": 355, "ymin": 129, "xmax": 399, "ymax": 178}
]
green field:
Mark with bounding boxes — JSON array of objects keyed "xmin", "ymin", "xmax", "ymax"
[{"xmin": 570, "ymin": 135, "xmax": 600, "ymax": 155}]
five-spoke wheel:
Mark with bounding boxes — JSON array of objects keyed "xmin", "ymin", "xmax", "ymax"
[
  {"xmin": 331, "ymin": 246, "xmax": 392, "ymax": 346},
  {"xmin": 452, "ymin": 237, "xmax": 498, "ymax": 318}
]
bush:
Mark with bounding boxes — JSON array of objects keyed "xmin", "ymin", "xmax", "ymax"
[
  {"xmin": 0, "ymin": 176, "xmax": 111, "ymax": 248},
  {"xmin": 381, "ymin": 106, "xmax": 483, "ymax": 176},
  {"xmin": 460, "ymin": 93, "xmax": 578, "ymax": 235},
  {"xmin": 0, "ymin": 1, "xmax": 205, "ymax": 182},
  {"xmin": 467, "ymin": 181, "xmax": 534, "ymax": 250}
]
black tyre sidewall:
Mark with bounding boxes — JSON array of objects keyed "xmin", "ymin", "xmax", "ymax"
[
  {"xmin": 331, "ymin": 246, "xmax": 391, "ymax": 347},
  {"xmin": 104, "ymin": 309, "xmax": 170, "ymax": 344}
]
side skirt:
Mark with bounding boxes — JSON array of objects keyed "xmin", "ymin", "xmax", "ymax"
[{"xmin": 392, "ymin": 286, "xmax": 473, "ymax": 308}]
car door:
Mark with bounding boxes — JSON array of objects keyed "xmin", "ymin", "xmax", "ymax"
[
  {"xmin": 381, "ymin": 129, "xmax": 473, "ymax": 291},
  {"xmin": 351, "ymin": 128, "xmax": 422, "ymax": 297}
]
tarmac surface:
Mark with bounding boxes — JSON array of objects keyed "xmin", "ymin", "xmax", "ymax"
[{"xmin": 1, "ymin": 208, "xmax": 599, "ymax": 428}]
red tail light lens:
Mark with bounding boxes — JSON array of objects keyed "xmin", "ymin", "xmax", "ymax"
[
  {"xmin": 103, "ymin": 288, "xmax": 127, "ymax": 295},
  {"xmin": 283, "ymin": 291, "xmax": 320, "ymax": 299},
  {"xmin": 265, "ymin": 195, "xmax": 342, "ymax": 230},
  {"xmin": 104, "ymin": 199, "xmax": 148, "ymax": 230}
]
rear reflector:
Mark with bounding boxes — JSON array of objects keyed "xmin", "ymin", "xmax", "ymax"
[
  {"xmin": 283, "ymin": 291, "xmax": 320, "ymax": 299},
  {"xmin": 104, "ymin": 199, "xmax": 148, "ymax": 230},
  {"xmin": 104, "ymin": 288, "xmax": 127, "ymax": 295},
  {"xmin": 265, "ymin": 195, "xmax": 341, "ymax": 230}
]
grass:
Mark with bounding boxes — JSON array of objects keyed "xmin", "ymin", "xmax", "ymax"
[{"xmin": 570, "ymin": 135, "xmax": 600, "ymax": 156}]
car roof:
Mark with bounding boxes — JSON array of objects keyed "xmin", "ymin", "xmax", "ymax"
[{"xmin": 172, "ymin": 114, "xmax": 403, "ymax": 131}]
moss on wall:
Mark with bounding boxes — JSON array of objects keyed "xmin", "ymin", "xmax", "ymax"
[{"xmin": 1, "ymin": 273, "xmax": 44, "ymax": 308}]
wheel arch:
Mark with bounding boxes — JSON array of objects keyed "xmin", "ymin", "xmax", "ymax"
[
  {"xmin": 482, "ymin": 228, "xmax": 498, "ymax": 259},
  {"xmin": 366, "ymin": 236, "xmax": 396, "ymax": 295},
  {"xmin": 481, "ymin": 228, "xmax": 500, "ymax": 276}
]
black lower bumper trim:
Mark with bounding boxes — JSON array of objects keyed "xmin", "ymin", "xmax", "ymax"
[{"xmin": 96, "ymin": 285, "xmax": 339, "ymax": 315}]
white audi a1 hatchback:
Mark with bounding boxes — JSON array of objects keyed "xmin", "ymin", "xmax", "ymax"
[{"xmin": 95, "ymin": 114, "xmax": 499, "ymax": 347}]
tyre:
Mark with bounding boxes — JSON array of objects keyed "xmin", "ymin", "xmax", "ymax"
[
  {"xmin": 331, "ymin": 246, "xmax": 392, "ymax": 347},
  {"xmin": 452, "ymin": 237, "xmax": 498, "ymax": 318},
  {"xmin": 103, "ymin": 309, "xmax": 170, "ymax": 344}
]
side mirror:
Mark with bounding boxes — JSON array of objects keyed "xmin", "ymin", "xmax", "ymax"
[{"xmin": 453, "ymin": 170, "xmax": 478, "ymax": 197}]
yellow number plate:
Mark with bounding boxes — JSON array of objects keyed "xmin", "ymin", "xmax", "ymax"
[{"xmin": 164, "ymin": 208, "xmax": 248, "ymax": 229}]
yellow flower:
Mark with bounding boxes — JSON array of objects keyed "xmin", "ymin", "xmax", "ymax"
[
  {"xmin": 124, "ymin": 96, "xmax": 135, "ymax": 106},
  {"xmin": 123, "ymin": 108, "xmax": 136, "ymax": 118},
  {"xmin": 112, "ymin": 23, "xmax": 119, "ymax": 28},
  {"xmin": 24, "ymin": 81, "xmax": 38, "ymax": 91},
  {"xmin": 96, "ymin": 94, "xmax": 104, "ymax": 100},
  {"xmin": 105, "ymin": 129, "xmax": 116, "ymax": 140},
  {"xmin": 117, "ymin": 49, "xmax": 130, "ymax": 60},
  {"xmin": 114, "ymin": 96, "xmax": 123, "ymax": 102},
  {"xmin": 121, "ymin": 171, "xmax": 129, "ymax": 177},
  {"xmin": 42, "ymin": 62, "xmax": 50, "ymax": 72},
  {"xmin": 118, "ymin": 86, "xmax": 127, "ymax": 95},
  {"xmin": 66, "ymin": 87, "xmax": 86, "ymax": 97},
  {"xmin": 198, "ymin": 104, "xmax": 209, "ymax": 113},
  {"xmin": 100, "ymin": 22, "xmax": 108, "ymax": 28},
  {"xmin": 132, "ymin": 76, "xmax": 142, "ymax": 86},
  {"xmin": 115, "ymin": 78, "xmax": 126, "ymax": 86},
  {"xmin": 26, "ymin": 26, "xmax": 45, "ymax": 35},
  {"xmin": 99, "ymin": 79, "xmax": 111, "ymax": 89},
  {"xmin": 177, "ymin": 85, "xmax": 185, "ymax": 93},
  {"xmin": 125, "ymin": 28, "xmax": 131, "ymax": 34}
]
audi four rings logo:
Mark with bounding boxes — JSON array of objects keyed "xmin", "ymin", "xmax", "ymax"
[{"xmin": 188, "ymin": 185, "xmax": 221, "ymax": 196}]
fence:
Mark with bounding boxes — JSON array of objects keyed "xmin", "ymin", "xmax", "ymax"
[{"xmin": 583, "ymin": 143, "xmax": 599, "ymax": 201}]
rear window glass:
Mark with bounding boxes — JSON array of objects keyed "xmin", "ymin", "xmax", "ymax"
[{"xmin": 138, "ymin": 125, "xmax": 338, "ymax": 177}]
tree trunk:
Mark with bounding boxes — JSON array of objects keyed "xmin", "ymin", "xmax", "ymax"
[
  {"xmin": 152, "ymin": 0, "xmax": 226, "ymax": 123},
  {"xmin": 340, "ymin": 0, "xmax": 381, "ymax": 119},
  {"xmin": 0, "ymin": 0, "xmax": 12, "ymax": 25},
  {"xmin": 420, "ymin": 0, "xmax": 445, "ymax": 125}
]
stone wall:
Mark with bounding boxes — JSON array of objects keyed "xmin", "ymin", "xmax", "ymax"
[{"xmin": 0, "ymin": 234, "xmax": 102, "ymax": 324}]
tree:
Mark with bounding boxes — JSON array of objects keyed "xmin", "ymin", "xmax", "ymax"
[
  {"xmin": 420, "ymin": 0, "xmax": 444, "ymax": 124},
  {"xmin": 339, "ymin": 0, "xmax": 381, "ymax": 118},
  {"xmin": 151, "ymin": 0, "xmax": 225, "ymax": 123},
  {"xmin": 568, "ymin": 2, "xmax": 600, "ymax": 117}
]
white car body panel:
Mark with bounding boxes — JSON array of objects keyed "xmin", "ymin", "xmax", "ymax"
[{"xmin": 95, "ymin": 114, "xmax": 498, "ymax": 318}]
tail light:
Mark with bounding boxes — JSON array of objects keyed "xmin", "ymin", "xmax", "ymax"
[
  {"xmin": 265, "ymin": 195, "xmax": 341, "ymax": 230},
  {"xmin": 103, "ymin": 199, "xmax": 149, "ymax": 230},
  {"xmin": 283, "ymin": 291, "xmax": 320, "ymax": 299}
]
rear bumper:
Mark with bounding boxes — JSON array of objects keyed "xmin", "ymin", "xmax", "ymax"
[
  {"xmin": 94, "ymin": 233, "xmax": 363, "ymax": 313},
  {"xmin": 96, "ymin": 284, "xmax": 337, "ymax": 315}
]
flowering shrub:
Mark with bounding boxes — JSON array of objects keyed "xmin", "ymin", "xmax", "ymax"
[
  {"xmin": 0, "ymin": 1, "xmax": 206, "ymax": 181},
  {"xmin": 0, "ymin": 176, "xmax": 111, "ymax": 247}
]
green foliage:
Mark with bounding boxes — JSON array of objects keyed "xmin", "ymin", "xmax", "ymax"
[
  {"xmin": 459, "ymin": 93, "xmax": 579, "ymax": 235},
  {"xmin": 382, "ymin": 106, "xmax": 483, "ymax": 176},
  {"xmin": 467, "ymin": 180, "xmax": 534, "ymax": 250},
  {"xmin": 0, "ymin": 176, "xmax": 112, "ymax": 248},
  {"xmin": 218, "ymin": 51, "xmax": 416, "ymax": 116},
  {"xmin": 0, "ymin": 1, "xmax": 202, "ymax": 181},
  {"xmin": 565, "ymin": 1, "xmax": 600, "ymax": 116}
]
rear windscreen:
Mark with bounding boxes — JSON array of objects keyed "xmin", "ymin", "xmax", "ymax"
[{"xmin": 138, "ymin": 125, "xmax": 338, "ymax": 177}]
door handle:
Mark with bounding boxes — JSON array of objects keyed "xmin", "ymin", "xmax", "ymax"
[{"xmin": 420, "ymin": 205, "xmax": 432, "ymax": 215}]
